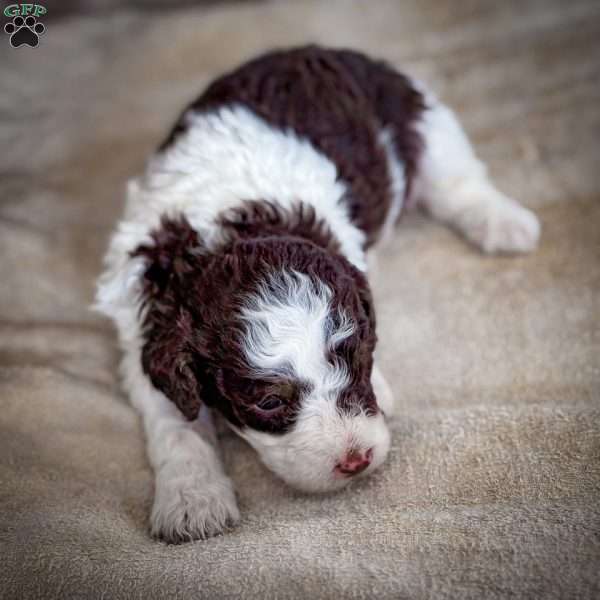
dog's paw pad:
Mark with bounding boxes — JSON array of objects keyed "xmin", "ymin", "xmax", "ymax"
[
  {"xmin": 4, "ymin": 15, "xmax": 44, "ymax": 47},
  {"xmin": 151, "ymin": 473, "xmax": 240, "ymax": 543}
]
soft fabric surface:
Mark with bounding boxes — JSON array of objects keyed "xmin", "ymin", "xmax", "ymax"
[{"xmin": 1, "ymin": 1, "xmax": 599, "ymax": 598}]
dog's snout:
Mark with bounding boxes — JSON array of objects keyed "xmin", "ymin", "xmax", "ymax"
[{"xmin": 334, "ymin": 447, "xmax": 373, "ymax": 477}]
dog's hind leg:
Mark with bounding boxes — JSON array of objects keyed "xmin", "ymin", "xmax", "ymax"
[{"xmin": 413, "ymin": 93, "xmax": 540, "ymax": 254}]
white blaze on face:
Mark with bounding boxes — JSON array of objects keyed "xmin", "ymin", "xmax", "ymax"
[{"xmin": 238, "ymin": 270, "xmax": 391, "ymax": 492}]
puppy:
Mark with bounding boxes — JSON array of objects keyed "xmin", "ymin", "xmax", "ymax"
[{"xmin": 95, "ymin": 46, "xmax": 540, "ymax": 542}]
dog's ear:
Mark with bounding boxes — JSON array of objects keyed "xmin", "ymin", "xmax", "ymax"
[
  {"xmin": 134, "ymin": 217, "xmax": 210, "ymax": 421},
  {"xmin": 141, "ymin": 306, "xmax": 206, "ymax": 420}
]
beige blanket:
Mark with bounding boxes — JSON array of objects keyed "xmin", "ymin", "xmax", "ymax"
[{"xmin": 1, "ymin": 1, "xmax": 599, "ymax": 598}]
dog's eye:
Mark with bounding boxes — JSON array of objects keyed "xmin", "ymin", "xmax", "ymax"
[{"xmin": 254, "ymin": 395, "xmax": 284, "ymax": 413}]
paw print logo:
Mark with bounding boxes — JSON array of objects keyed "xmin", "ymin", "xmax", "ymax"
[{"xmin": 4, "ymin": 15, "xmax": 45, "ymax": 48}]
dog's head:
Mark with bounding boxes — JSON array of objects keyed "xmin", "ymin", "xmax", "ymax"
[{"xmin": 136, "ymin": 209, "xmax": 390, "ymax": 492}]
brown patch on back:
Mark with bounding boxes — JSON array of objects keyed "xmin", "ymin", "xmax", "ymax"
[{"xmin": 159, "ymin": 45, "xmax": 425, "ymax": 246}]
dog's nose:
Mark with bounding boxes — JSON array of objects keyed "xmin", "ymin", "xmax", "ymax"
[{"xmin": 335, "ymin": 447, "xmax": 373, "ymax": 476}]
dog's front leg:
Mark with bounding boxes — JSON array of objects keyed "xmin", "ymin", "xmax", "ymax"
[{"xmin": 122, "ymin": 348, "xmax": 239, "ymax": 543}]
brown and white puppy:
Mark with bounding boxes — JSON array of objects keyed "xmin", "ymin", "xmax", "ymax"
[{"xmin": 96, "ymin": 46, "xmax": 540, "ymax": 542}]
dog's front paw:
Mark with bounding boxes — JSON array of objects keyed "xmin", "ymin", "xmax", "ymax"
[
  {"xmin": 151, "ymin": 467, "xmax": 240, "ymax": 543},
  {"xmin": 467, "ymin": 196, "xmax": 541, "ymax": 254}
]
